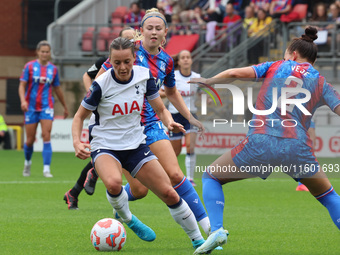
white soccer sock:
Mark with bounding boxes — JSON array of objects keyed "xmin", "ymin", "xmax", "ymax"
[
  {"xmin": 43, "ymin": 165, "xmax": 50, "ymax": 173},
  {"xmin": 168, "ymin": 199, "xmax": 203, "ymax": 241},
  {"xmin": 185, "ymin": 153, "xmax": 196, "ymax": 180},
  {"xmin": 25, "ymin": 160, "xmax": 32, "ymax": 166},
  {"xmin": 106, "ymin": 188, "xmax": 132, "ymax": 223},
  {"xmin": 198, "ymin": 216, "xmax": 211, "ymax": 237}
]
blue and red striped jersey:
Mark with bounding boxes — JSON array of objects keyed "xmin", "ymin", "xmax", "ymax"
[
  {"xmin": 250, "ymin": 60, "xmax": 340, "ymax": 146},
  {"xmin": 20, "ymin": 60, "xmax": 60, "ymax": 112},
  {"xmin": 102, "ymin": 40, "xmax": 175, "ymax": 126}
]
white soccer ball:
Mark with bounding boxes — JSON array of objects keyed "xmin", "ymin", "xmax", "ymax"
[{"xmin": 90, "ymin": 218, "xmax": 127, "ymax": 251}]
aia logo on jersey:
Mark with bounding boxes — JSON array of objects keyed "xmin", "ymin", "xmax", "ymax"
[{"xmin": 112, "ymin": 100, "xmax": 140, "ymax": 116}]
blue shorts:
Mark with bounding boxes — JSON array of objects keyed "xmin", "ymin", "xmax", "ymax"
[
  {"xmin": 168, "ymin": 113, "xmax": 198, "ymax": 140},
  {"xmin": 144, "ymin": 121, "xmax": 169, "ymax": 146},
  {"xmin": 231, "ymin": 134, "xmax": 319, "ymax": 181},
  {"xmin": 24, "ymin": 109, "xmax": 54, "ymax": 124},
  {"xmin": 91, "ymin": 143, "xmax": 157, "ymax": 177}
]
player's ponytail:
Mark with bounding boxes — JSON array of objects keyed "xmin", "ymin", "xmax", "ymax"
[{"xmin": 287, "ymin": 26, "xmax": 318, "ymax": 64}]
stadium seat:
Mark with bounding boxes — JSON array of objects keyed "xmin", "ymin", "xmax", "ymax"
[
  {"xmin": 164, "ymin": 34, "xmax": 200, "ymax": 56},
  {"xmin": 112, "ymin": 6, "xmax": 128, "ymax": 19},
  {"xmin": 97, "ymin": 27, "xmax": 111, "ymax": 51},
  {"xmin": 280, "ymin": 4, "xmax": 308, "ymax": 23},
  {"xmin": 81, "ymin": 27, "xmax": 95, "ymax": 51},
  {"xmin": 107, "ymin": 32, "xmax": 120, "ymax": 46},
  {"xmin": 111, "ymin": 17, "xmax": 123, "ymax": 33}
]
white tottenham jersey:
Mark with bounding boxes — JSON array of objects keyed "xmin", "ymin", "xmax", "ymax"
[
  {"xmin": 168, "ymin": 70, "xmax": 200, "ymax": 114},
  {"xmin": 81, "ymin": 66, "xmax": 159, "ymax": 151}
]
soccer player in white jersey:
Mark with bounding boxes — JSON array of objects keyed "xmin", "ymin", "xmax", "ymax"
[
  {"xmin": 162, "ymin": 50, "xmax": 200, "ymax": 186},
  {"xmin": 72, "ymin": 37, "xmax": 204, "ymax": 245}
]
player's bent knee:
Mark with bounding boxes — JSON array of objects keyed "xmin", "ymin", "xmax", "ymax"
[
  {"xmin": 168, "ymin": 171, "xmax": 184, "ymax": 185},
  {"xmin": 160, "ymin": 187, "xmax": 179, "ymax": 205},
  {"xmin": 105, "ymin": 178, "xmax": 123, "ymax": 195},
  {"xmin": 131, "ymin": 185, "xmax": 148, "ymax": 199}
]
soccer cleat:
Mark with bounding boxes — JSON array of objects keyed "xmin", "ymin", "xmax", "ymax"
[
  {"xmin": 192, "ymin": 239, "xmax": 205, "ymax": 249},
  {"xmin": 296, "ymin": 184, "xmax": 309, "ymax": 191},
  {"xmin": 23, "ymin": 164, "xmax": 31, "ymax": 177},
  {"xmin": 84, "ymin": 168, "xmax": 98, "ymax": 195},
  {"xmin": 63, "ymin": 190, "xmax": 78, "ymax": 210},
  {"xmin": 194, "ymin": 227, "xmax": 228, "ymax": 254},
  {"xmin": 126, "ymin": 215, "xmax": 156, "ymax": 242},
  {"xmin": 189, "ymin": 179, "xmax": 197, "ymax": 187},
  {"xmin": 112, "ymin": 208, "xmax": 123, "ymax": 224},
  {"xmin": 43, "ymin": 172, "xmax": 53, "ymax": 178}
]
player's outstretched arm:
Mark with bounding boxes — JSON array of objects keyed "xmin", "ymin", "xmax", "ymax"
[
  {"xmin": 82, "ymin": 72, "xmax": 93, "ymax": 91},
  {"xmin": 148, "ymin": 96, "xmax": 185, "ymax": 133},
  {"xmin": 72, "ymin": 105, "xmax": 91, "ymax": 159},
  {"xmin": 164, "ymin": 85, "xmax": 204, "ymax": 132},
  {"xmin": 54, "ymin": 86, "xmax": 69, "ymax": 119}
]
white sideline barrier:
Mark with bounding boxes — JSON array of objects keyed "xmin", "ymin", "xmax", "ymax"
[{"xmin": 32, "ymin": 119, "xmax": 340, "ymax": 157}]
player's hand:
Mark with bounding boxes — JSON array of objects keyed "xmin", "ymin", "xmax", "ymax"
[
  {"xmin": 74, "ymin": 142, "xmax": 91, "ymax": 160},
  {"xmin": 167, "ymin": 122, "xmax": 185, "ymax": 134},
  {"xmin": 63, "ymin": 107, "xmax": 69, "ymax": 119},
  {"xmin": 189, "ymin": 117, "xmax": 205, "ymax": 136},
  {"xmin": 21, "ymin": 101, "xmax": 28, "ymax": 112},
  {"xmin": 188, "ymin": 77, "xmax": 209, "ymax": 85}
]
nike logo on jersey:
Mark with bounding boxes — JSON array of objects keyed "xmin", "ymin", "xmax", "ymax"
[
  {"xmin": 144, "ymin": 151, "xmax": 151, "ymax": 156},
  {"xmin": 105, "ymin": 94, "xmax": 115, "ymax": 99}
]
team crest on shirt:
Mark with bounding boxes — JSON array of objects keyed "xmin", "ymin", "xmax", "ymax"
[
  {"xmin": 86, "ymin": 85, "xmax": 93, "ymax": 98},
  {"xmin": 48, "ymin": 69, "xmax": 53, "ymax": 76},
  {"xmin": 135, "ymin": 85, "xmax": 140, "ymax": 94},
  {"xmin": 160, "ymin": 62, "xmax": 166, "ymax": 72}
]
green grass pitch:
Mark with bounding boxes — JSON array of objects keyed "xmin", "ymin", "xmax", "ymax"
[{"xmin": 0, "ymin": 150, "xmax": 339, "ymax": 254}]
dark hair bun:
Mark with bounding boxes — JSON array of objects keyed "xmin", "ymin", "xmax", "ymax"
[{"xmin": 302, "ymin": 26, "xmax": 318, "ymax": 42}]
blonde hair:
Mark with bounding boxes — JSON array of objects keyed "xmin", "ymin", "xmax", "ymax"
[{"xmin": 136, "ymin": 8, "xmax": 168, "ymax": 47}]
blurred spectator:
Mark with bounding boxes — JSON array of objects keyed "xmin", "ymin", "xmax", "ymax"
[
  {"xmin": 248, "ymin": 8, "xmax": 272, "ymax": 63},
  {"xmin": 309, "ymin": 2, "xmax": 328, "ymax": 22},
  {"xmin": 280, "ymin": 0, "xmax": 309, "ymax": 23},
  {"xmin": 328, "ymin": 3, "xmax": 340, "ymax": 22},
  {"xmin": 206, "ymin": 0, "xmax": 228, "ymax": 22},
  {"xmin": 222, "ymin": 3, "xmax": 242, "ymax": 27},
  {"xmin": 167, "ymin": 14, "xmax": 186, "ymax": 37},
  {"xmin": 139, "ymin": 0, "xmax": 158, "ymax": 10},
  {"xmin": 248, "ymin": 8, "xmax": 272, "ymax": 37},
  {"xmin": 124, "ymin": 2, "xmax": 145, "ymax": 29},
  {"xmin": 157, "ymin": 0, "xmax": 183, "ymax": 16},
  {"xmin": 228, "ymin": 0, "xmax": 251, "ymax": 18},
  {"xmin": 159, "ymin": 7, "xmax": 172, "ymax": 23},
  {"xmin": 243, "ymin": 5, "xmax": 256, "ymax": 28},
  {"xmin": 250, "ymin": 0, "xmax": 270, "ymax": 13},
  {"xmin": 269, "ymin": 0, "xmax": 293, "ymax": 19},
  {"xmin": 187, "ymin": 6, "xmax": 207, "ymax": 33},
  {"xmin": 0, "ymin": 114, "xmax": 11, "ymax": 149}
]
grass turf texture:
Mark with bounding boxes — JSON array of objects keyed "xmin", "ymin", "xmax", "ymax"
[{"xmin": 0, "ymin": 150, "xmax": 339, "ymax": 254}]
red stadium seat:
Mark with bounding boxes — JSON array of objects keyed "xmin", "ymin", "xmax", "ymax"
[
  {"xmin": 280, "ymin": 4, "xmax": 308, "ymax": 23},
  {"xmin": 97, "ymin": 27, "xmax": 111, "ymax": 51},
  {"xmin": 82, "ymin": 27, "xmax": 95, "ymax": 51},
  {"xmin": 111, "ymin": 17, "xmax": 123, "ymax": 33},
  {"xmin": 107, "ymin": 32, "xmax": 120, "ymax": 46},
  {"xmin": 112, "ymin": 6, "xmax": 128, "ymax": 19},
  {"xmin": 164, "ymin": 34, "xmax": 200, "ymax": 56}
]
